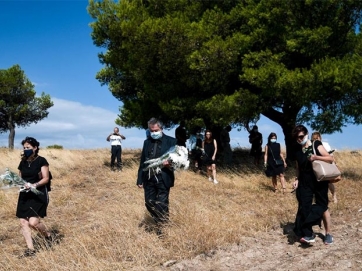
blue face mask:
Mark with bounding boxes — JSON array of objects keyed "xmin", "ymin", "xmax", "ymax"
[
  {"xmin": 150, "ymin": 131, "xmax": 162, "ymax": 140},
  {"xmin": 270, "ymin": 139, "xmax": 277, "ymax": 143},
  {"xmin": 24, "ymin": 149, "xmax": 34, "ymax": 157}
]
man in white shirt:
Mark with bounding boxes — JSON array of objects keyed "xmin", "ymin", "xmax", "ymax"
[{"xmin": 107, "ymin": 127, "xmax": 126, "ymax": 171}]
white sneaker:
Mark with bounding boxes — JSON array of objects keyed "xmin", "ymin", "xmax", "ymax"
[
  {"xmin": 213, "ymin": 179, "xmax": 218, "ymax": 184},
  {"xmin": 208, "ymin": 177, "xmax": 213, "ymax": 182}
]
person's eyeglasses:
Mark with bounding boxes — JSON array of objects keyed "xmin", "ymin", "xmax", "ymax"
[{"xmin": 297, "ymin": 135, "xmax": 305, "ymax": 140}]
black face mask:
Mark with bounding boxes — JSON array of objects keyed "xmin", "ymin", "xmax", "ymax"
[{"xmin": 24, "ymin": 149, "xmax": 33, "ymax": 157}]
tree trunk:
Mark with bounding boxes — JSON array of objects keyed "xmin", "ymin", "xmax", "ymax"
[
  {"xmin": 280, "ymin": 122, "xmax": 298, "ymax": 163},
  {"xmin": 7, "ymin": 119, "xmax": 15, "ymax": 150},
  {"xmin": 262, "ymin": 105, "xmax": 300, "ymax": 162}
]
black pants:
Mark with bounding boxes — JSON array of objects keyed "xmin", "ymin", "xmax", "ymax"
[
  {"xmin": 143, "ymin": 176, "xmax": 170, "ymax": 224},
  {"xmin": 191, "ymin": 149, "xmax": 203, "ymax": 170},
  {"xmin": 294, "ymin": 176, "xmax": 329, "ymax": 237},
  {"xmin": 111, "ymin": 145, "xmax": 122, "ymax": 169}
]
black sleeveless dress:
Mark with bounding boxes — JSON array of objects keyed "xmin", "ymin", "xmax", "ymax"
[
  {"xmin": 16, "ymin": 156, "xmax": 50, "ymax": 218},
  {"xmin": 203, "ymin": 140, "xmax": 216, "ymax": 165},
  {"xmin": 265, "ymin": 143, "xmax": 284, "ymax": 177}
]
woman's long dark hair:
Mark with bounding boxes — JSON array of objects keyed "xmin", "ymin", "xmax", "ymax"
[{"xmin": 204, "ymin": 130, "xmax": 213, "ymax": 143}]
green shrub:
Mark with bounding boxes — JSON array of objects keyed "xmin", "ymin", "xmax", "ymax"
[{"xmin": 47, "ymin": 144, "xmax": 63, "ymax": 149}]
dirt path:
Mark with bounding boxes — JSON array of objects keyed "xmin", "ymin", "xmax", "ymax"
[{"xmin": 152, "ymin": 211, "xmax": 362, "ymax": 271}]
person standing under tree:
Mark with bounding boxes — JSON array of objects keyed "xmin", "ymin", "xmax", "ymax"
[
  {"xmin": 107, "ymin": 127, "xmax": 126, "ymax": 171},
  {"xmin": 249, "ymin": 125, "xmax": 263, "ymax": 165},
  {"xmin": 202, "ymin": 130, "xmax": 218, "ymax": 184},
  {"xmin": 175, "ymin": 120, "xmax": 188, "ymax": 147},
  {"xmin": 137, "ymin": 118, "xmax": 177, "ymax": 234},
  {"xmin": 220, "ymin": 125, "xmax": 232, "ymax": 166},
  {"xmin": 188, "ymin": 126, "xmax": 204, "ymax": 172}
]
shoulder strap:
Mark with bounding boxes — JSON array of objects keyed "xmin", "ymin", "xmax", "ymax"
[
  {"xmin": 312, "ymin": 140, "xmax": 316, "ymax": 155},
  {"xmin": 269, "ymin": 144, "xmax": 276, "ymax": 161}
]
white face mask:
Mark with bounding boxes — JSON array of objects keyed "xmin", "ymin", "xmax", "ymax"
[
  {"xmin": 150, "ymin": 131, "xmax": 162, "ymax": 139},
  {"xmin": 297, "ymin": 135, "xmax": 308, "ymax": 145},
  {"xmin": 270, "ymin": 139, "xmax": 276, "ymax": 143}
]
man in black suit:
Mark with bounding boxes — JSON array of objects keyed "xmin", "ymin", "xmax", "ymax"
[{"xmin": 137, "ymin": 118, "xmax": 177, "ymax": 227}]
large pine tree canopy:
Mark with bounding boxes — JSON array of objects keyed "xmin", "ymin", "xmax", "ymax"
[{"xmin": 88, "ymin": 0, "xmax": 362, "ymax": 158}]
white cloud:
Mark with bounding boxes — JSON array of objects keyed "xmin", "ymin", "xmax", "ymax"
[
  {"xmin": 0, "ymin": 98, "xmax": 146, "ymax": 150},
  {"xmin": 0, "ymin": 98, "xmax": 360, "ymax": 150}
]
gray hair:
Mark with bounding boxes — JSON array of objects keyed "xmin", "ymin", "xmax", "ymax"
[{"xmin": 148, "ymin": 117, "xmax": 163, "ymax": 129}]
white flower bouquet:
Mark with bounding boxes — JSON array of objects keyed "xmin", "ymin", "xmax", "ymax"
[
  {"xmin": 0, "ymin": 168, "xmax": 43, "ymax": 195},
  {"xmin": 143, "ymin": 145, "xmax": 190, "ymax": 173}
]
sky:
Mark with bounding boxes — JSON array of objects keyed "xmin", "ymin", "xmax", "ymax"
[{"xmin": 0, "ymin": 0, "xmax": 361, "ymax": 151}]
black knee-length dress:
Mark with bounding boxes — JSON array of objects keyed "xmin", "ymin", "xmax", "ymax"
[
  {"xmin": 265, "ymin": 143, "xmax": 284, "ymax": 177},
  {"xmin": 16, "ymin": 156, "xmax": 49, "ymax": 218},
  {"xmin": 203, "ymin": 140, "xmax": 216, "ymax": 165}
]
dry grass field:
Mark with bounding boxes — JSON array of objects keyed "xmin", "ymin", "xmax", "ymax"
[{"xmin": 0, "ymin": 147, "xmax": 361, "ymax": 271}]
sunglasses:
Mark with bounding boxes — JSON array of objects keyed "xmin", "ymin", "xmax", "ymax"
[{"xmin": 297, "ymin": 135, "xmax": 305, "ymax": 140}]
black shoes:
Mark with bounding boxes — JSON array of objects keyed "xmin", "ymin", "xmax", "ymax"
[{"xmin": 19, "ymin": 248, "xmax": 36, "ymax": 258}]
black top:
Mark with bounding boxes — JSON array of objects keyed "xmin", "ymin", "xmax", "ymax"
[
  {"xmin": 296, "ymin": 141, "xmax": 322, "ymax": 170},
  {"xmin": 203, "ymin": 140, "xmax": 216, "ymax": 165},
  {"xmin": 249, "ymin": 131, "xmax": 263, "ymax": 147},
  {"xmin": 175, "ymin": 126, "xmax": 187, "ymax": 147},
  {"xmin": 265, "ymin": 143, "xmax": 284, "ymax": 176},
  {"xmin": 267, "ymin": 142, "xmax": 282, "ymax": 163},
  {"xmin": 16, "ymin": 156, "xmax": 49, "ymax": 218}
]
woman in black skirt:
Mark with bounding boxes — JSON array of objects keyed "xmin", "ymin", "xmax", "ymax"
[
  {"xmin": 16, "ymin": 137, "xmax": 52, "ymax": 257},
  {"xmin": 263, "ymin": 132, "xmax": 287, "ymax": 193}
]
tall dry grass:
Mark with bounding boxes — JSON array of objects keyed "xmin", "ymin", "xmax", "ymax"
[{"xmin": 0, "ymin": 147, "xmax": 361, "ymax": 270}]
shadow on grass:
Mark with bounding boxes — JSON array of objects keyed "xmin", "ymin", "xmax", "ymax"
[
  {"xmin": 33, "ymin": 227, "xmax": 64, "ymax": 251},
  {"xmin": 103, "ymin": 151, "xmax": 141, "ymax": 169},
  {"xmin": 281, "ymin": 222, "xmax": 297, "ymax": 244},
  {"xmin": 281, "ymin": 221, "xmax": 323, "ymax": 249},
  {"xmin": 340, "ymin": 168, "xmax": 362, "ymax": 181}
]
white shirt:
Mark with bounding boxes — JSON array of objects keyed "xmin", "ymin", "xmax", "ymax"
[
  {"xmin": 109, "ymin": 134, "xmax": 123, "ymax": 146},
  {"xmin": 188, "ymin": 134, "xmax": 204, "ymax": 151},
  {"xmin": 322, "ymin": 141, "xmax": 332, "ymax": 152}
]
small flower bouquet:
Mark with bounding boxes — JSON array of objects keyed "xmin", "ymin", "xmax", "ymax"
[
  {"xmin": 0, "ymin": 168, "xmax": 43, "ymax": 195},
  {"xmin": 143, "ymin": 145, "xmax": 190, "ymax": 173}
]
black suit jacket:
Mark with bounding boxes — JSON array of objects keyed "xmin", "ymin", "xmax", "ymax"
[{"xmin": 137, "ymin": 133, "xmax": 177, "ymax": 188}]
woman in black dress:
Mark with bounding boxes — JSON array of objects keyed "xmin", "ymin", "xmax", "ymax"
[
  {"xmin": 202, "ymin": 130, "xmax": 218, "ymax": 184},
  {"xmin": 16, "ymin": 137, "xmax": 52, "ymax": 257},
  {"xmin": 263, "ymin": 132, "xmax": 287, "ymax": 193},
  {"xmin": 292, "ymin": 125, "xmax": 334, "ymax": 245}
]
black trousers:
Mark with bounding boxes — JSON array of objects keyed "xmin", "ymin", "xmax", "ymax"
[
  {"xmin": 191, "ymin": 149, "xmax": 203, "ymax": 170},
  {"xmin": 111, "ymin": 145, "xmax": 122, "ymax": 169},
  {"xmin": 294, "ymin": 175, "xmax": 329, "ymax": 237},
  {"xmin": 143, "ymin": 176, "xmax": 170, "ymax": 224}
]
